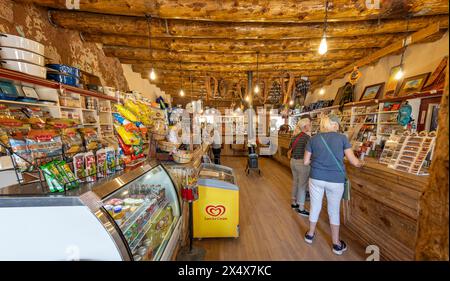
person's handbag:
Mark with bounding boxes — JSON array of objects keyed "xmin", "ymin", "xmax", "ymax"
[
  {"xmin": 319, "ymin": 135, "xmax": 351, "ymax": 200},
  {"xmin": 287, "ymin": 132, "xmax": 304, "ymax": 160}
]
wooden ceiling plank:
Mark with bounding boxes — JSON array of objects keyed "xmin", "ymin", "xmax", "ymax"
[
  {"xmin": 28, "ymin": 0, "xmax": 449, "ymax": 22},
  {"xmin": 49, "ymin": 11, "xmax": 449, "ymax": 40}
]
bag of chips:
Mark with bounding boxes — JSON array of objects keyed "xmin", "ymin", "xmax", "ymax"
[
  {"xmin": 62, "ymin": 128, "xmax": 84, "ymax": 157},
  {"xmin": 80, "ymin": 127, "xmax": 101, "ymax": 151},
  {"xmin": 84, "ymin": 151, "xmax": 97, "ymax": 182},
  {"xmin": 26, "ymin": 129, "xmax": 63, "ymax": 163}
]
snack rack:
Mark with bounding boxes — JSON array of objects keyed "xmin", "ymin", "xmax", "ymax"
[{"xmin": 388, "ymin": 131, "xmax": 436, "ymax": 175}]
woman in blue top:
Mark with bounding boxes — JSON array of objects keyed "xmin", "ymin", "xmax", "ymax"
[{"xmin": 303, "ymin": 114, "xmax": 362, "ymax": 255}]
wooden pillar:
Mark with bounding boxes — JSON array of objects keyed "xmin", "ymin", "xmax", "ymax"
[{"xmin": 415, "ymin": 60, "xmax": 449, "ymax": 260}]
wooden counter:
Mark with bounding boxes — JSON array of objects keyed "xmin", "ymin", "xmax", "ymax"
[
  {"xmin": 345, "ymin": 158, "xmax": 429, "ymax": 260},
  {"xmin": 272, "ymin": 133, "xmax": 292, "ymax": 167}
]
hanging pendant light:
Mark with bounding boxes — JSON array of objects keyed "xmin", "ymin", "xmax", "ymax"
[
  {"xmin": 254, "ymin": 51, "xmax": 260, "ymax": 93},
  {"xmin": 318, "ymin": 0, "xmax": 329, "ymax": 55},
  {"xmin": 395, "ymin": 16, "xmax": 411, "ymax": 81},
  {"xmin": 146, "ymin": 15, "xmax": 156, "ymax": 81},
  {"xmin": 179, "ymin": 62, "xmax": 185, "ymax": 97}
]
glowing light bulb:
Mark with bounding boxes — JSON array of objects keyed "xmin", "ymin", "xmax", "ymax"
[
  {"xmin": 289, "ymin": 100, "xmax": 294, "ymax": 106},
  {"xmin": 149, "ymin": 68, "xmax": 156, "ymax": 80},
  {"xmin": 245, "ymin": 95, "xmax": 250, "ymax": 102},
  {"xmin": 254, "ymin": 84, "xmax": 260, "ymax": 93},
  {"xmin": 319, "ymin": 88, "xmax": 325, "ymax": 95},
  {"xmin": 318, "ymin": 35, "xmax": 328, "ymax": 55},
  {"xmin": 179, "ymin": 89, "xmax": 185, "ymax": 97},
  {"xmin": 394, "ymin": 68, "xmax": 404, "ymax": 80}
]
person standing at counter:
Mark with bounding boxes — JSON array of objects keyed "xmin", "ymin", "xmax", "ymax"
[
  {"xmin": 303, "ymin": 114, "xmax": 362, "ymax": 255},
  {"xmin": 288, "ymin": 117, "xmax": 311, "ymax": 217}
]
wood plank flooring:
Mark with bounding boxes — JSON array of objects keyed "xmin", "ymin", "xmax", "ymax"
[{"xmin": 194, "ymin": 156, "xmax": 366, "ymax": 260}]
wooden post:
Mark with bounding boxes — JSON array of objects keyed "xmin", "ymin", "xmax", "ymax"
[{"xmin": 415, "ymin": 60, "xmax": 449, "ymax": 260}]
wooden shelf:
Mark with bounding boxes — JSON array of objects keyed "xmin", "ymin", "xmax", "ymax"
[
  {"xmin": 378, "ymin": 111, "xmax": 399, "ymax": 114},
  {"xmin": 0, "ymin": 67, "xmax": 119, "ymax": 102},
  {"xmin": 0, "ymin": 99, "xmax": 58, "ymax": 108},
  {"xmin": 60, "ymin": 106, "xmax": 80, "ymax": 110},
  {"xmin": 82, "ymin": 108, "xmax": 96, "ymax": 112}
]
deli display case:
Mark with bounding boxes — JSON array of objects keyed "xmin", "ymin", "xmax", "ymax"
[{"xmin": 0, "ymin": 160, "xmax": 181, "ymax": 261}]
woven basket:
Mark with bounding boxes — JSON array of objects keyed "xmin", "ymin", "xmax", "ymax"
[
  {"xmin": 158, "ymin": 140, "xmax": 180, "ymax": 152},
  {"xmin": 173, "ymin": 150, "xmax": 193, "ymax": 164},
  {"xmin": 152, "ymin": 132, "xmax": 166, "ymax": 141}
]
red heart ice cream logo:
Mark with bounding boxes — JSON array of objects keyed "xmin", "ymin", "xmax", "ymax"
[{"xmin": 205, "ymin": 205, "xmax": 226, "ymax": 217}]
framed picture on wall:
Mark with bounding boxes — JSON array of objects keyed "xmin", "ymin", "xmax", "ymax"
[
  {"xmin": 359, "ymin": 83, "xmax": 384, "ymax": 101},
  {"xmin": 397, "ymin": 73, "xmax": 430, "ymax": 97},
  {"xmin": 332, "ymin": 86, "xmax": 345, "ymax": 106},
  {"xmin": 383, "ymin": 65, "xmax": 402, "ymax": 98}
]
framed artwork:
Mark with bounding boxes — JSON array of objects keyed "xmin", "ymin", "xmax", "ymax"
[
  {"xmin": 332, "ymin": 86, "xmax": 345, "ymax": 106},
  {"xmin": 384, "ymin": 65, "xmax": 402, "ymax": 98},
  {"xmin": 359, "ymin": 83, "xmax": 384, "ymax": 101},
  {"xmin": 397, "ymin": 73, "xmax": 430, "ymax": 97}
]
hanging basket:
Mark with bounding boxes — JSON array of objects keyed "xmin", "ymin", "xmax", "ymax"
[
  {"xmin": 158, "ymin": 140, "xmax": 180, "ymax": 152},
  {"xmin": 172, "ymin": 150, "xmax": 193, "ymax": 164}
]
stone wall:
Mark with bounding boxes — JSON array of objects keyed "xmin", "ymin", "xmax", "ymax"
[{"xmin": 0, "ymin": 0, "xmax": 129, "ymax": 90}]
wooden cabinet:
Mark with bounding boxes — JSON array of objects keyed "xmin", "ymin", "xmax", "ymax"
[
  {"xmin": 345, "ymin": 159, "xmax": 428, "ymax": 260},
  {"xmin": 273, "ymin": 134, "xmax": 291, "ymax": 167}
]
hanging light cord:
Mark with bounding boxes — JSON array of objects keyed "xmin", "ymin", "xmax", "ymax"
[
  {"xmin": 256, "ymin": 51, "xmax": 259, "ymax": 87},
  {"xmin": 146, "ymin": 15, "xmax": 153, "ymax": 70},
  {"xmin": 400, "ymin": 15, "xmax": 412, "ymax": 66},
  {"xmin": 323, "ymin": 0, "xmax": 329, "ymax": 36}
]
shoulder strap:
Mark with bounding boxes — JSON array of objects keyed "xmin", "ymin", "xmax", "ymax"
[
  {"xmin": 319, "ymin": 135, "xmax": 345, "ymax": 175},
  {"xmin": 291, "ymin": 132, "xmax": 304, "ymax": 150}
]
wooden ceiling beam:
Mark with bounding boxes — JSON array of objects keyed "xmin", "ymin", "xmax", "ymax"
[
  {"xmin": 28, "ymin": 0, "xmax": 449, "ymax": 22},
  {"xmin": 103, "ymin": 46, "xmax": 374, "ymax": 64},
  {"xmin": 129, "ymin": 60, "xmax": 354, "ymax": 72},
  {"xmin": 84, "ymin": 33, "xmax": 400, "ymax": 53},
  {"xmin": 49, "ymin": 11, "xmax": 448, "ymax": 40}
]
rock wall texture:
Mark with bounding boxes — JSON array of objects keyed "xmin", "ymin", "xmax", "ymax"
[{"xmin": 0, "ymin": 0, "xmax": 129, "ymax": 90}]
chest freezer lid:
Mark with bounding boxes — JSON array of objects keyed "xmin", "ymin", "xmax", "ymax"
[{"xmin": 198, "ymin": 178, "xmax": 238, "ymax": 191}]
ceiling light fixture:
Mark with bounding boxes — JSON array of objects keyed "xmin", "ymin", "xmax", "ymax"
[
  {"xmin": 318, "ymin": 0, "xmax": 329, "ymax": 55},
  {"xmin": 319, "ymin": 88, "xmax": 325, "ymax": 95},
  {"xmin": 254, "ymin": 51, "xmax": 260, "ymax": 94},
  {"xmin": 179, "ymin": 61, "xmax": 184, "ymax": 97},
  {"xmin": 146, "ymin": 15, "xmax": 156, "ymax": 81},
  {"xmin": 395, "ymin": 16, "xmax": 411, "ymax": 81},
  {"xmin": 289, "ymin": 100, "xmax": 294, "ymax": 106}
]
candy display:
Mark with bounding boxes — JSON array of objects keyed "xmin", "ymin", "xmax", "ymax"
[
  {"xmin": 61, "ymin": 128, "xmax": 84, "ymax": 157},
  {"xmin": 40, "ymin": 160, "xmax": 79, "ymax": 192}
]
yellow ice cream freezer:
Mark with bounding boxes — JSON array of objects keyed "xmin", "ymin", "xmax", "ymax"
[{"xmin": 193, "ymin": 164, "xmax": 239, "ymax": 238}]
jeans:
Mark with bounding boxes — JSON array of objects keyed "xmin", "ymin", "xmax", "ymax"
[
  {"xmin": 290, "ymin": 158, "xmax": 310, "ymax": 206},
  {"xmin": 212, "ymin": 148, "xmax": 221, "ymax": 165},
  {"xmin": 308, "ymin": 178, "xmax": 344, "ymax": 225}
]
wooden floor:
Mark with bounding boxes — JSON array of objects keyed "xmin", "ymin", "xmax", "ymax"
[{"xmin": 194, "ymin": 156, "xmax": 366, "ymax": 261}]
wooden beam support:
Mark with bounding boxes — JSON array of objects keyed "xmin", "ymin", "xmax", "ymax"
[
  {"xmin": 103, "ymin": 46, "xmax": 374, "ymax": 64},
  {"xmin": 49, "ymin": 11, "xmax": 448, "ymax": 40},
  {"xmin": 28, "ymin": 0, "xmax": 449, "ymax": 22},
  {"xmin": 129, "ymin": 60, "xmax": 352, "ymax": 73},
  {"xmin": 84, "ymin": 33, "xmax": 399, "ymax": 53},
  {"xmin": 317, "ymin": 23, "xmax": 444, "ymax": 86}
]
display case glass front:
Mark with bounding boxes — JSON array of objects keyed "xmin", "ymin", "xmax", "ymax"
[{"xmin": 102, "ymin": 164, "xmax": 180, "ymax": 261}]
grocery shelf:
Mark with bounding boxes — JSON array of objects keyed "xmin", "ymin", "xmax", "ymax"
[
  {"xmin": 60, "ymin": 106, "xmax": 81, "ymax": 110},
  {"xmin": 121, "ymin": 198, "xmax": 157, "ymax": 235},
  {"xmin": 378, "ymin": 111, "xmax": 399, "ymax": 114},
  {"xmin": 82, "ymin": 108, "xmax": 96, "ymax": 112},
  {"xmin": 0, "ymin": 99, "xmax": 58, "ymax": 108},
  {"xmin": 0, "ymin": 67, "xmax": 119, "ymax": 102}
]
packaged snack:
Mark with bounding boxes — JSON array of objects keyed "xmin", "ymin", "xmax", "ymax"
[
  {"xmin": 115, "ymin": 104, "xmax": 139, "ymax": 122},
  {"xmin": 115, "ymin": 146, "xmax": 124, "ymax": 170},
  {"xmin": 9, "ymin": 138, "xmax": 33, "ymax": 172},
  {"xmin": 105, "ymin": 147, "xmax": 116, "ymax": 174},
  {"xmin": 41, "ymin": 163, "xmax": 64, "ymax": 193},
  {"xmin": 113, "ymin": 113, "xmax": 140, "ymax": 133},
  {"xmin": 55, "ymin": 160, "xmax": 79, "ymax": 189},
  {"xmin": 117, "ymin": 134, "xmax": 133, "ymax": 155},
  {"xmin": 73, "ymin": 153, "xmax": 85, "ymax": 181},
  {"xmin": 80, "ymin": 127, "xmax": 101, "ymax": 151},
  {"xmin": 114, "ymin": 124, "xmax": 141, "ymax": 146},
  {"xmin": 47, "ymin": 118, "xmax": 79, "ymax": 129},
  {"xmin": 96, "ymin": 148, "xmax": 107, "ymax": 178},
  {"xmin": 84, "ymin": 151, "xmax": 97, "ymax": 182},
  {"xmin": 26, "ymin": 130, "xmax": 63, "ymax": 163},
  {"xmin": 62, "ymin": 128, "xmax": 84, "ymax": 156}
]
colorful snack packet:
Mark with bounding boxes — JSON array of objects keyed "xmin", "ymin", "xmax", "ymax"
[
  {"xmin": 105, "ymin": 147, "xmax": 116, "ymax": 175},
  {"xmin": 41, "ymin": 162, "xmax": 65, "ymax": 192},
  {"xmin": 115, "ymin": 146, "xmax": 124, "ymax": 171},
  {"xmin": 55, "ymin": 160, "xmax": 79, "ymax": 189},
  {"xmin": 96, "ymin": 148, "xmax": 107, "ymax": 178},
  {"xmin": 84, "ymin": 152, "xmax": 97, "ymax": 182},
  {"xmin": 73, "ymin": 153, "xmax": 85, "ymax": 181}
]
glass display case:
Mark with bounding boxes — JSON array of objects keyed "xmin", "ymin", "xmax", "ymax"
[{"xmin": 0, "ymin": 160, "xmax": 181, "ymax": 261}]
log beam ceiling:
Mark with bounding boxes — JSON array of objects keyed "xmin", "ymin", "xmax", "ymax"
[{"xmin": 25, "ymin": 0, "xmax": 449, "ymax": 101}]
